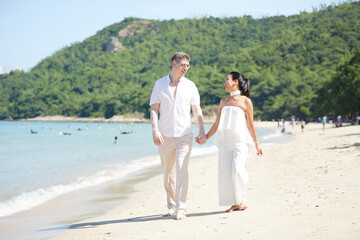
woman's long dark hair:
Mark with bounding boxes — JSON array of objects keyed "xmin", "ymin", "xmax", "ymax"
[{"xmin": 230, "ymin": 71, "xmax": 250, "ymax": 98}]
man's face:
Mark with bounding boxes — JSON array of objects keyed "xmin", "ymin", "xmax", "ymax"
[{"xmin": 173, "ymin": 59, "xmax": 190, "ymax": 77}]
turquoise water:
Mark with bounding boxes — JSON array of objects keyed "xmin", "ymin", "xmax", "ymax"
[{"xmin": 0, "ymin": 121, "xmax": 277, "ymax": 217}]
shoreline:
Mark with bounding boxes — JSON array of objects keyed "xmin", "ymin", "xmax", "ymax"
[
  {"xmin": 5, "ymin": 114, "xmax": 244, "ymax": 125},
  {"xmin": 49, "ymin": 122, "xmax": 359, "ymax": 240},
  {"xmin": 0, "ymin": 121, "xmax": 278, "ymax": 240},
  {"xmin": 0, "ymin": 165, "xmax": 164, "ymax": 240},
  {"xmin": 7, "ymin": 115, "xmax": 151, "ymax": 124},
  {"xmin": 3, "ymin": 114, "xmax": 300, "ymax": 129}
]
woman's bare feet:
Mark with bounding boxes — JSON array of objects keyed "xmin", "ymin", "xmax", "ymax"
[{"xmin": 226, "ymin": 203, "xmax": 248, "ymax": 212}]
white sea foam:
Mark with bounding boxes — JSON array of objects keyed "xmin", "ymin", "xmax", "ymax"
[
  {"xmin": 191, "ymin": 145, "xmax": 218, "ymax": 157},
  {"xmin": 0, "ymin": 145, "xmax": 217, "ymax": 217},
  {"xmin": 0, "ymin": 155, "xmax": 159, "ymax": 217},
  {"xmin": 261, "ymin": 130, "xmax": 283, "ymax": 140}
]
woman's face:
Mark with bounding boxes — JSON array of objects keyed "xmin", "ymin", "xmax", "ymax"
[{"xmin": 224, "ymin": 74, "xmax": 238, "ymax": 92}]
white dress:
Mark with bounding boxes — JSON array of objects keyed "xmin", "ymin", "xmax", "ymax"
[{"xmin": 214, "ymin": 106, "xmax": 254, "ymax": 206}]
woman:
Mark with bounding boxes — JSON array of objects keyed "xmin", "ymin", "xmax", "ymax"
[{"xmin": 205, "ymin": 71, "xmax": 263, "ymax": 212}]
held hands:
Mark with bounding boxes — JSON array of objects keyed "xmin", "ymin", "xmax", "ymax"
[
  {"xmin": 195, "ymin": 132, "xmax": 207, "ymax": 145},
  {"xmin": 152, "ymin": 130, "xmax": 164, "ymax": 146}
]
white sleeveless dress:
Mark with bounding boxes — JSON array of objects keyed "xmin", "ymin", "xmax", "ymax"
[{"xmin": 214, "ymin": 106, "xmax": 255, "ymax": 206}]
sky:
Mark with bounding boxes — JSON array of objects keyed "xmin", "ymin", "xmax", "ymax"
[{"xmin": 0, "ymin": 0, "xmax": 342, "ymax": 73}]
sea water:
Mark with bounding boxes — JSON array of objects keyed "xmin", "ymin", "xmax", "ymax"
[{"xmin": 0, "ymin": 121, "xmax": 279, "ymax": 217}]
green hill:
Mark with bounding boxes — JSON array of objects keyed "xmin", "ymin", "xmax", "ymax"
[{"xmin": 1, "ymin": 1, "xmax": 359, "ymax": 120}]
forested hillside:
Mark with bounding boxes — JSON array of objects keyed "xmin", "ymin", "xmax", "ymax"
[{"xmin": 1, "ymin": 1, "xmax": 359, "ymax": 120}]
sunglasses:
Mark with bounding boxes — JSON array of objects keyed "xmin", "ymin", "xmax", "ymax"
[{"xmin": 177, "ymin": 62, "xmax": 190, "ymax": 69}]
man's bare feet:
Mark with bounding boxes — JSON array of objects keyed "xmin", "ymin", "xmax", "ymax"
[
  {"xmin": 226, "ymin": 204, "xmax": 248, "ymax": 212},
  {"xmin": 176, "ymin": 210, "xmax": 186, "ymax": 220}
]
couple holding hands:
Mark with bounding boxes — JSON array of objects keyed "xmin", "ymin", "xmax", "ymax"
[{"xmin": 150, "ymin": 52, "xmax": 263, "ymax": 220}]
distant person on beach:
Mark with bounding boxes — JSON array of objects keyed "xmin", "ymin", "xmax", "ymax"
[
  {"xmin": 336, "ymin": 115, "xmax": 343, "ymax": 127},
  {"xmin": 205, "ymin": 71, "xmax": 262, "ymax": 212},
  {"xmin": 322, "ymin": 115, "xmax": 327, "ymax": 131},
  {"xmin": 301, "ymin": 120, "xmax": 305, "ymax": 133},
  {"xmin": 150, "ymin": 52, "xmax": 207, "ymax": 220},
  {"xmin": 281, "ymin": 119, "xmax": 286, "ymax": 133},
  {"xmin": 291, "ymin": 118, "xmax": 295, "ymax": 128},
  {"xmin": 114, "ymin": 136, "xmax": 117, "ymax": 144}
]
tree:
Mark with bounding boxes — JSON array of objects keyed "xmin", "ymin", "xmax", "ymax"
[{"xmin": 317, "ymin": 49, "xmax": 360, "ymax": 118}]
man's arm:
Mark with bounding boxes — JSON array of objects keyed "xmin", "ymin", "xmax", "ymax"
[
  {"xmin": 150, "ymin": 103, "xmax": 164, "ymax": 146},
  {"xmin": 192, "ymin": 105, "xmax": 206, "ymax": 145}
]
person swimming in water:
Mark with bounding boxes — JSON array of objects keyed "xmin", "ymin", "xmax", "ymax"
[{"xmin": 30, "ymin": 129, "xmax": 38, "ymax": 134}]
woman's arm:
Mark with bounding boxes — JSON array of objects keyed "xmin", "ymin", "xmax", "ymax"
[
  {"xmin": 205, "ymin": 100, "xmax": 223, "ymax": 140},
  {"xmin": 245, "ymin": 98, "xmax": 263, "ymax": 156}
]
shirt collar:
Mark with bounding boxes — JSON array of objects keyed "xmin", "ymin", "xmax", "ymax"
[{"xmin": 167, "ymin": 74, "xmax": 184, "ymax": 84}]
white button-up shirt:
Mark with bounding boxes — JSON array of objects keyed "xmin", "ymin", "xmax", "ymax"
[{"xmin": 150, "ymin": 75, "xmax": 200, "ymax": 137}]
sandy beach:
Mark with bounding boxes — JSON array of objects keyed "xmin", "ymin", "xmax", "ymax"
[{"xmin": 46, "ymin": 121, "xmax": 360, "ymax": 240}]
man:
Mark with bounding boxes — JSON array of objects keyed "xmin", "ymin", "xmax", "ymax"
[{"xmin": 150, "ymin": 52, "xmax": 206, "ymax": 220}]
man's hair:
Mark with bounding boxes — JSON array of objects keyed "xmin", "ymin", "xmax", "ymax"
[{"xmin": 171, "ymin": 52, "xmax": 190, "ymax": 62}]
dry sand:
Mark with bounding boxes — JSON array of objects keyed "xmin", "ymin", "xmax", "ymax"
[{"xmin": 50, "ymin": 122, "xmax": 360, "ymax": 240}]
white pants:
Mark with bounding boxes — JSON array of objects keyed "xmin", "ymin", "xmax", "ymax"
[
  {"xmin": 218, "ymin": 138, "xmax": 249, "ymax": 206},
  {"xmin": 158, "ymin": 133, "xmax": 193, "ymax": 212}
]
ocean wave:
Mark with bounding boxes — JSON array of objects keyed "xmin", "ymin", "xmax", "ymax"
[
  {"xmin": 261, "ymin": 130, "xmax": 283, "ymax": 140},
  {"xmin": 191, "ymin": 145, "xmax": 218, "ymax": 157},
  {"xmin": 0, "ymin": 145, "xmax": 217, "ymax": 217},
  {"xmin": 0, "ymin": 156, "xmax": 159, "ymax": 217}
]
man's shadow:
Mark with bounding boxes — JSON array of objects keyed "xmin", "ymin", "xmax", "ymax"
[{"xmin": 38, "ymin": 211, "xmax": 226, "ymax": 232}]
